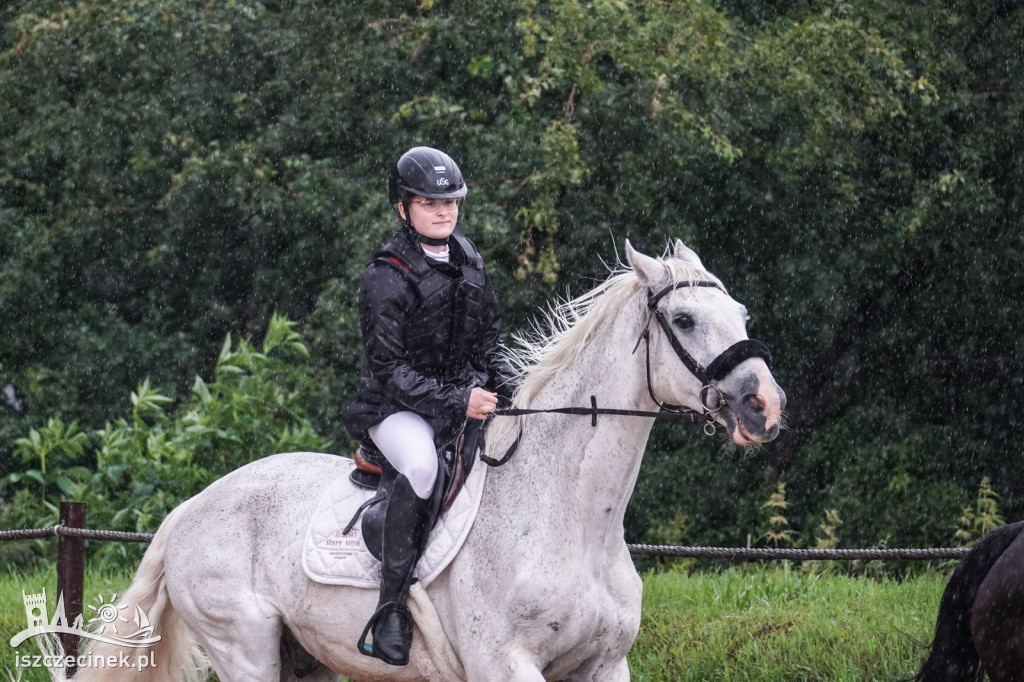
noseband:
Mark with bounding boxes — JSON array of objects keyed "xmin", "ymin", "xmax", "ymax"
[{"xmin": 634, "ymin": 280, "xmax": 773, "ymax": 433}]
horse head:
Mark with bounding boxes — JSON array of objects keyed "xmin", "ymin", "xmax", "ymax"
[{"xmin": 626, "ymin": 240, "xmax": 786, "ymax": 446}]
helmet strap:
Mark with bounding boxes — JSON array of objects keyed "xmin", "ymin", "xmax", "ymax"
[
  {"xmin": 395, "ymin": 198, "xmax": 417, "ymax": 232},
  {"xmin": 416, "ymin": 232, "xmax": 450, "ymax": 247}
]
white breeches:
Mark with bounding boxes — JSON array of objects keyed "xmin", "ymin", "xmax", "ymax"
[{"xmin": 368, "ymin": 411, "xmax": 439, "ymax": 499}]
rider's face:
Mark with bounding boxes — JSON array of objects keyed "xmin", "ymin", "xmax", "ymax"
[{"xmin": 401, "ymin": 196, "xmax": 459, "ymax": 245}]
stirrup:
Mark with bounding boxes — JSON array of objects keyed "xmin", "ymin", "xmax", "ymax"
[{"xmin": 357, "ymin": 601, "xmax": 413, "ymax": 666}]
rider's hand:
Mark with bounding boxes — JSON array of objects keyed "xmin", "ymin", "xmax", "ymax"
[{"xmin": 466, "ymin": 387, "xmax": 499, "ymax": 420}]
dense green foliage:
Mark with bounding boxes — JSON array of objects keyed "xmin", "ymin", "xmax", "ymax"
[{"xmin": 2, "ymin": 0, "xmax": 1023, "ymax": 552}]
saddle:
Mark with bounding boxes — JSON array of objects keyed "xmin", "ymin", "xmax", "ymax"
[{"xmin": 349, "ymin": 422, "xmax": 484, "ymax": 517}]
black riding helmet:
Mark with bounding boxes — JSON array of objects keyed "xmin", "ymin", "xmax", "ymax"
[{"xmin": 388, "ymin": 146, "xmax": 468, "ymax": 204}]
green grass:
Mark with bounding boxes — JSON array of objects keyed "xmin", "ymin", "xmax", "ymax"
[
  {"xmin": 632, "ymin": 564, "xmax": 946, "ymax": 681},
  {"xmin": 0, "ymin": 563, "xmax": 946, "ymax": 681}
]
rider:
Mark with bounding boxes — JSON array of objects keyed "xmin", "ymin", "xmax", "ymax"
[{"xmin": 343, "ymin": 146, "xmax": 519, "ymax": 666}]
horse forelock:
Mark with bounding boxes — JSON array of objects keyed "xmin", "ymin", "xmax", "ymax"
[
  {"xmin": 662, "ymin": 258, "xmax": 726, "ymax": 294},
  {"xmin": 486, "ymin": 249, "xmax": 720, "ymax": 458}
]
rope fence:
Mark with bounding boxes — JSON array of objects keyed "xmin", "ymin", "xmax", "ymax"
[
  {"xmin": 0, "ymin": 525, "xmax": 155, "ymax": 543},
  {"xmin": 625, "ymin": 544, "xmax": 969, "ymax": 561},
  {"xmin": 1, "ymin": 524, "xmax": 971, "ymax": 561}
]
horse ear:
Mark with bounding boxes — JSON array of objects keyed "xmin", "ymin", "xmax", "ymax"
[
  {"xmin": 626, "ymin": 240, "xmax": 669, "ymax": 290},
  {"xmin": 673, "ymin": 239, "xmax": 704, "ymax": 268}
]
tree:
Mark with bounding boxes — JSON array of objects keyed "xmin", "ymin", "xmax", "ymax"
[{"xmin": 3, "ymin": 0, "xmax": 1024, "ymax": 550}]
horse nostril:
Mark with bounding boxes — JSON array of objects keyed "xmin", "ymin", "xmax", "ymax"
[{"xmin": 744, "ymin": 394, "xmax": 766, "ymax": 413}]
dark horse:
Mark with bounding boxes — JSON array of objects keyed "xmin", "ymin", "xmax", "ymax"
[{"xmin": 914, "ymin": 520, "xmax": 1024, "ymax": 682}]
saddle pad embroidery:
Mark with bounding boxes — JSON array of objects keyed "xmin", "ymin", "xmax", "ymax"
[{"xmin": 302, "ymin": 458, "xmax": 487, "ymax": 588}]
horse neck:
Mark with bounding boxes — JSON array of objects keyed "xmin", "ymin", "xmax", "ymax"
[{"xmin": 501, "ymin": 298, "xmax": 657, "ymax": 533}]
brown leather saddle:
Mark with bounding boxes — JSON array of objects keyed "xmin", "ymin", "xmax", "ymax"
[{"xmin": 349, "ymin": 424, "xmax": 482, "ymax": 516}]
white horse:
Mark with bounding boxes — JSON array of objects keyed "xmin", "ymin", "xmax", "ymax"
[{"xmin": 63, "ymin": 240, "xmax": 785, "ymax": 682}]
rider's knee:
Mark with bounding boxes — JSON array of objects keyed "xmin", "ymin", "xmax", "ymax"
[{"xmin": 404, "ymin": 457, "xmax": 438, "ymax": 499}]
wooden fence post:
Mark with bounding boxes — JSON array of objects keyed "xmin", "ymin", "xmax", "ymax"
[{"xmin": 57, "ymin": 501, "xmax": 86, "ymax": 676}]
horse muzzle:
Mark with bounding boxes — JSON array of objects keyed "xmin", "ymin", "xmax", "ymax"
[{"xmin": 712, "ymin": 363, "xmax": 786, "ymax": 446}]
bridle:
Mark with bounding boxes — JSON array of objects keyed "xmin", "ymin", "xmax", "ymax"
[
  {"xmin": 481, "ymin": 279, "xmax": 773, "ymax": 467},
  {"xmin": 635, "ymin": 279, "xmax": 773, "ymax": 434}
]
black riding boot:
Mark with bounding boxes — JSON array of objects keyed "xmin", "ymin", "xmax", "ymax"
[{"xmin": 358, "ymin": 472, "xmax": 438, "ymax": 666}]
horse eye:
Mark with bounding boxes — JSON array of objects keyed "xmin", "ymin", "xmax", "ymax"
[{"xmin": 673, "ymin": 313, "xmax": 695, "ymax": 330}]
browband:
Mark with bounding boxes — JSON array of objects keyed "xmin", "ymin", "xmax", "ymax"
[{"xmin": 647, "ymin": 279, "xmax": 726, "ymax": 309}]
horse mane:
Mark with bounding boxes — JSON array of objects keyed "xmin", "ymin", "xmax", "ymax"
[{"xmin": 487, "ymin": 248, "xmax": 722, "ymax": 456}]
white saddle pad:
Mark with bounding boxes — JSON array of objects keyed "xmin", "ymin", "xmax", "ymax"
[{"xmin": 302, "ymin": 457, "xmax": 487, "ymax": 589}]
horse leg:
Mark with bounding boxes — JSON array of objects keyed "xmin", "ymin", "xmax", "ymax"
[
  {"xmin": 173, "ymin": 591, "xmax": 286, "ymax": 681},
  {"xmin": 470, "ymin": 651, "xmax": 629, "ymax": 682},
  {"xmin": 280, "ymin": 626, "xmax": 330, "ymax": 681},
  {"xmin": 463, "ymin": 649, "xmax": 546, "ymax": 682},
  {"xmin": 606, "ymin": 658, "xmax": 631, "ymax": 681},
  {"xmin": 279, "ymin": 655, "xmax": 339, "ymax": 682},
  {"xmin": 163, "ymin": 528, "xmax": 288, "ymax": 680},
  {"xmin": 281, "ymin": 669, "xmax": 339, "ymax": 682},
  {"xmin": 566, "ymin": 657, "xmax": 630, "ymax": 682},
  {"xmin": 971, "ymin": 528, "xmax": 1024, "ymax": 682},
  {"xmin": 595, "ymin": 658, "xmax": 630, "ymax": 682}
]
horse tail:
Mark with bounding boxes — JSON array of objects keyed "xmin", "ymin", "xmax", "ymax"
[
  {"xmin": 913, "ymin": 521, "xmax": 1024, "ymax": 682},
  {"xmin": 56, "ymin": 500, "xmax": 208, "ymax": 682}
]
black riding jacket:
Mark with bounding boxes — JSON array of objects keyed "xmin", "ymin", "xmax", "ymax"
[{"xmin": 343, "ymin": 226, "xmax": 519, "ymax": 445}]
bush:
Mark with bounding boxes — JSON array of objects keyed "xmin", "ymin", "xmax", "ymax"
[{"xmin": 0, "ymin": 314, "xmax": 328, "ymax": 568}]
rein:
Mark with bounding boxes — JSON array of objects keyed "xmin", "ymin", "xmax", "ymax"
[
  {"xmin": 480, "ymin": 395, "xmax": 704, "ymax": 467},
  {"xmin": 481, "ymin": 279, "xmax": 773, "ymax": 468}
]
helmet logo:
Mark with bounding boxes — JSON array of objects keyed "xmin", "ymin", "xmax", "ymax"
[
  {"xmin": 433, "ymin": 165, "xmax": 447, "ymax": 173},
  {"xmin": 436, "ymin": 177, "xmax": 450, "ymax": 186}
]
